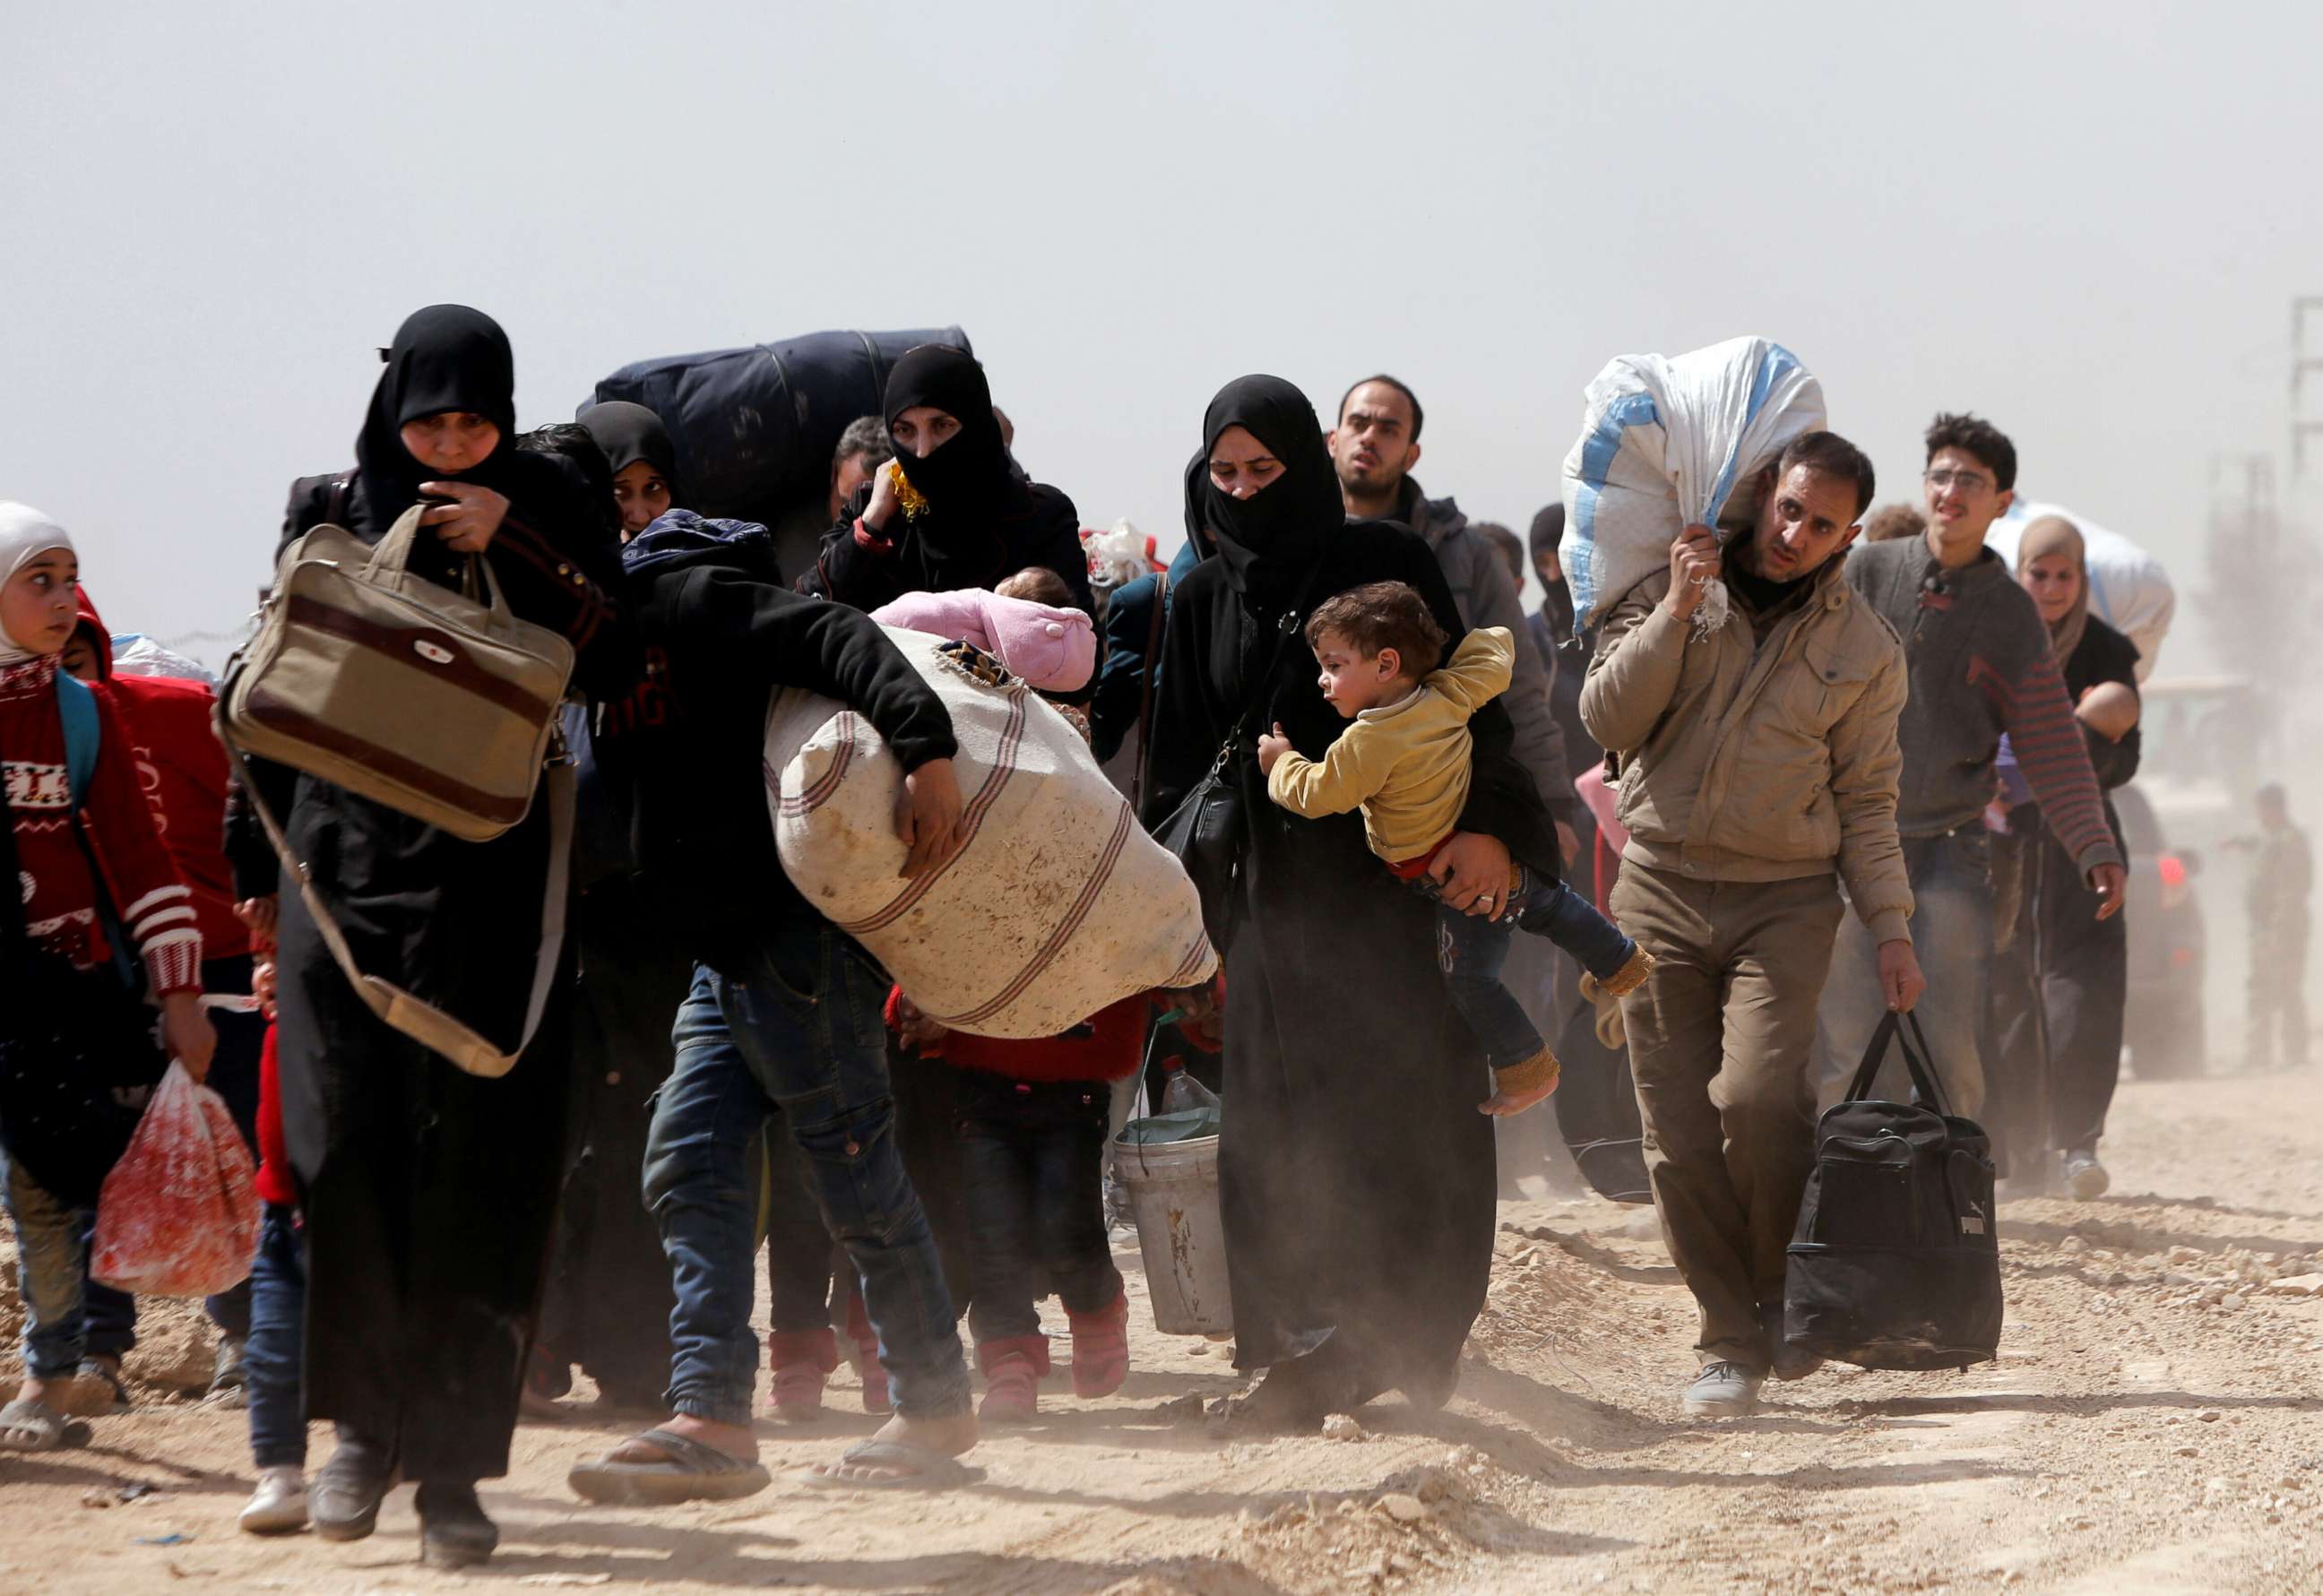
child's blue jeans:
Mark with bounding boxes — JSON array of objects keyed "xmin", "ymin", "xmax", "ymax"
[
  {"xmin": 1412, "ymin": 865, "xmax": 1637, "ymax": 1071},
  {"xmin": 245, "ymin": 1202, "xmax": 307, "ymax": 1470},
  {"xmin": 1, "ymin": 1150, "xmax": 89, "ymax": 1383}
]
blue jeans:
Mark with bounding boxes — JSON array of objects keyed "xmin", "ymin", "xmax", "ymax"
[
  {"xmin": 245, "ymin": 1203, "xmax": 307, "ymax": 1469},
  {"xmin": 1420, "ymin": 867, "xmax": 1639, "ymax": 1072},
  {"xmin": 957, "ymin": 1074, "xmax": 1121, "ymax": 1345},
  {"xmin": 643, "ymin": 924, "xmax": 968, "ymax": 1426},
  {"xmin": 1817, "ymin": 827, "xmax": 1995, "ymax": 1120},
  {"xmin": 1, "ymin": 1150, "xmax": 89, "ymax": 1381}
]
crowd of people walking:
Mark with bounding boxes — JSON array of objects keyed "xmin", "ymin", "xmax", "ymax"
[{"xmin": 0, "ymin": 304, "xmax": 2304, "ymax": 1568}]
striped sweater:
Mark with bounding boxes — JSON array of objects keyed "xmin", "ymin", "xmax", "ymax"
[
  {"xmin": 2, "ymin": 654, "xmax": 202, "ymax": 994},
  {"xmin": 1845, "ymin": 539, "xmax": 2121, "ymax": 876}
]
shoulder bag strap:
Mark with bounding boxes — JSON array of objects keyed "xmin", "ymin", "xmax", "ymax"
[
  {"xmin": 325, "ymin": 472, "xmax": 352, "ymax": 527},
  {"xmin": 1220, "ymin": 556, "xmax": 1336, "ymax": 759},
  {"xmin": 220, "ymin": 718, "xmax": 574, "ymax": 1079},
  {"xmin": 1130, "ymin": 572, "xmax": 1170, "ymax": 813}
]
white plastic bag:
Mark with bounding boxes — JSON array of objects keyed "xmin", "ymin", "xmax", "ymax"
[
  {"xmin": 91, "ymin": 1063, "xmax": 259, "ymax": 1298},
  {"xmin": 1984, "ymin": 503, "xmax": 2175, "ymax": 680},
  {"xmin": 764, "ymin": 626, "xmax": 1217, "ymax": 1038},
  {"xmin": 108, "ymin": 634, "xmax": 221, "ymax": 687},
  {"xmin": 1559, "ymin": 336, "xmax": 1826, "ymax": 634}
]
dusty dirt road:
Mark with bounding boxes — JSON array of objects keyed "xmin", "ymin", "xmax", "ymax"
[{"xmin": 3, "ymin": 1068, "xmax": 2319, "ymax": 1595}]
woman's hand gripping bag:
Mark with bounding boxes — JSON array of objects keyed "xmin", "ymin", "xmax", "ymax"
[
  {"xmin": 1559, "ymin": 335, "xmax": 1826, "ymax": 636},
  {"xmin": 764, "ymin": 628, "xmax": 1218, "ymax": 1038},
  {"xmin": 91, "ymin": 1063, "xmax": 261, "ymax": 1298}
]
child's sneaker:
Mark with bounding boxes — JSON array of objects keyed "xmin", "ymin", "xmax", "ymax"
[
  {"xmin": 238, "ymin": 1465, "xmax": 308, "ymax": 1536},
  {"xmin": 977, "ymin": 1336, "xmax": 1050, "ymax": 1424},
  {"xmin": 1067, "ymin": 1292, "xmax": 1130, "ymax": 1399},
  {"xmin": 1596, "ymin": 944, "xmax": 1657, "ymax": 998},
  {"xmin": 769, "ymin": 1329, "xmax": 839, "ymax": 1423}
]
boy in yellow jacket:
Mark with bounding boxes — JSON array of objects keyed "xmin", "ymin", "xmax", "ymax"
[{"xmin": 1257, "ymin": 582, "xmax": 1651, "ymax": 1109}]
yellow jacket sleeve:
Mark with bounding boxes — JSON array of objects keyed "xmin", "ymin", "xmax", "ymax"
[
  {"xmin": 1266, "ymin": 720, "xmax": 1401, "ymax": 819},
  {"xmin": 1425, "ymin": 628, "xmax": 1514, "ymax": 716}
]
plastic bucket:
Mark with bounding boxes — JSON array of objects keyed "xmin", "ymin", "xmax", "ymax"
[{"xmin": 1116, "ymin": 1132, "xmax": 1231, "ymax": 1334}]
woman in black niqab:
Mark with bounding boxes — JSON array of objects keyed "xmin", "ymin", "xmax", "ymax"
[
  {"xmin": 1142, "ymin": 375, "xmax": 1558, "ymax": 1424},
  {"xmin": 804, "ymin": 344, "xmax": 1092, "ymax": 617},
  {"xmin": 264, "ymin": 304, "xmax": 635, "ymax": 1566}
]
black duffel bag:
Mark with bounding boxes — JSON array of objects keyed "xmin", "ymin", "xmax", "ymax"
[
  {"xmin": 1783, "ymin": 1009, "xmax": 2001, "ymax": 1371},
  {"xmin": 589, "ymin": 325, "xmax": 971, "ymax": 525}
]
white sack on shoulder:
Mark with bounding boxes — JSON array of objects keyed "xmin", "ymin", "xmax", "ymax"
[
  {"xmin": 765, "ymin": 627, "xmax": 1217, "ymax": 1038},
  {"xmin": 1559, "ymin": 336, "xmax": 1826, "ymax": 634},
  {"xmin": 1985, "ymin": 502, "xmax": 2175, "ymax": 680}
]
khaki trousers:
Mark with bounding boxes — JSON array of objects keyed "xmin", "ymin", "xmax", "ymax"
[{"xmin": 1611, "ymin": 864, "xmax": 1844, "ymax": 1369}]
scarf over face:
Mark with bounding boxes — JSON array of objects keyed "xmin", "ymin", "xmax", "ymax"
[
  {"xmin": 1182, "ymin": 375, "xmax": 1342, "ymax": 610},
  {"xmin": 354, "ymin": 303, "xmax": 525, "ymax": 524},
  {"xmin": 0, "ymin": 502, "xmax": 74, "ymax": 666},
  {"xmin": 884, "ymin": 345, "xmax": 1021, "ymax": 518},
  {"xmin": 2016, "ymin": 513, "xmax": 2091, "ymax": 666},
  {"xmin": 579, "ymin": 400, "xmax": 685, "ymax": 505}
]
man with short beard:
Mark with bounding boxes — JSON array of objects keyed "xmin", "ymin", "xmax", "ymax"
[
  {"xmin": 1331, "ymin": 376, "xmax": 1577, "ymax": 856},
  {"xmin": 1583, "ymin": 431, "xmax": 1921, "ymax": 1419}
]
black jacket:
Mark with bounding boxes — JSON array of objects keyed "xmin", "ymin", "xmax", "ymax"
[
  {"xmin": 800, "ymin": 479, "xmax": 1095, "ymax": 619},
  {"xmin": 616, "ymin": 514, "xmax": 957, "ymax": 971}
]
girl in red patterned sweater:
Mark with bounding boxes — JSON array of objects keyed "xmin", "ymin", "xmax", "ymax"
[{"xmin": 0, "ymin": 504, "xmax": 214, "ymax": 1453}]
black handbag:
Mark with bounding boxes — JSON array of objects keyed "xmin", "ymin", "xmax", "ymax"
[
  {"xmin": 1150, "ymin": 567, "xmax": 1327, "ymax": 954},
  {"xmin": 0, "ymin": 780, "xmax": 166, "ymax": 1211},
  {"xmin": 1783, "ymin": 1010, "xmax": 2001, "ymax": 1371}
]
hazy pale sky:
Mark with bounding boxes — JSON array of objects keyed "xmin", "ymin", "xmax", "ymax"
[{"xmin": 7, "ymin": 2, "xmax": 2319, "ymax": 672}]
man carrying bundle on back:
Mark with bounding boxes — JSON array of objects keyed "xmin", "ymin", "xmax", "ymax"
[
  {"xmin": 566, "ymin": 512, "xmax": 980, "ymax": 1501},
  {"xmin": 1582, "ymin": 431, "xmax": 1922, "ymax": 1419}
]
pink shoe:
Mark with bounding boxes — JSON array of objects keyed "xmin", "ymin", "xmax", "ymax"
[
  {"xmin": 1067, "ymin": 1291, "xmax": 1130, "ymax": 1399},
  {"xmin": 977, "ymin": 1335, "xmax": 1051, "ymax": 1424},
  {"xmin": 769, "ymin": 1329, "xmax": 838, "ymax": 1422}
]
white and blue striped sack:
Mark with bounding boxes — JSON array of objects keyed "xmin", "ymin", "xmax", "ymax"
[{"xmin": 1559, "ymin": 336, "xmax": 1826, "ymax": 636}]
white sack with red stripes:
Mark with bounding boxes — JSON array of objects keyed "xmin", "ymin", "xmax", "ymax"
[{"xmin": 764, "ymin": 626, "xmax": 1218, "ymax": 1038}]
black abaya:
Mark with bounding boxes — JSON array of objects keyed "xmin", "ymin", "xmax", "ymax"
[{"xmin": 271, "ymin": 306, "xmax": 636, "ymax": 1480}]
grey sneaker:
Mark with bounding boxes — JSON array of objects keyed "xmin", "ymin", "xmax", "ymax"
[
  {"xmin": 207, "ymin": 1335, "xmax": 248, "ymax": 1409},
  {"xmin": 1682, "ymin": 1360, "xmax": 1764, "ymax": 1419},
  {"xmin": 2062, "ymin": 1150, "xmax": 2111, "ymax": 1201}
]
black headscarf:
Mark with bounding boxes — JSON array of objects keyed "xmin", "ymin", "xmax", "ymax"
[
  {"xmin": 1184, "ymin": 375, "xmax": 1341, "ymax": 608},
  {"xmin": 1529, "ymin": 502, "xmax": 1575, "ymax": 643},
  {"xmin": 353, "ymin": 304, "xmax": 527, "ymax": 522},
  {"xmin": 578, "ymin": 401, "xmax": 685, "ymax": 505},
  {"xmin": 883, "ymin": 345, "xmax": 1019, "ymax": 520}
]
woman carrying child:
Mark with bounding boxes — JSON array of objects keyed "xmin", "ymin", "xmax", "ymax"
[
  {"xmin": 1256, "ymin": 582, "xmax": 1652, "ymax": 1100},
  {"xmin": 0, "ymin": 504, "xmax": 215, "ymax": 1453},
  {"xmin": 1142, "ymin": 376, "xmax": 1564, "ymax": 1426}
]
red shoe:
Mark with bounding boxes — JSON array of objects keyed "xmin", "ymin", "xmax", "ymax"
[
  {"xmin": 977, "ymin": 1335, "xmax": 1051, "ymax": 1424},
  {"xmin": 769, "ymin": 1328, "xmax": 839, "ymax": 1422},
  {"xmin": 1067, "ymin": 1291, "xmax": 1131, "ymax": 1399},
  {"xmin": 844, "ymin": 1293, "xmax": 893, "ymax": 1417}
]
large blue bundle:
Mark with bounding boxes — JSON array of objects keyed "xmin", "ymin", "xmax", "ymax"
[{"xmin": 589, "ymin": 325, "xmax": 971, "ymax": 523}]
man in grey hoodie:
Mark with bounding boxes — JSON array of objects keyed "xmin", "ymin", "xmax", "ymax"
[{"xmin": 1330, "ymin": 375, "xmax": 1579, "ymax": 855}]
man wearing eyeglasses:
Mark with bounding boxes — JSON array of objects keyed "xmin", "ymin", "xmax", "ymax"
[{"xmin": 1818, "ymin": 413, "xmax": 2125, "ymax": 1127}]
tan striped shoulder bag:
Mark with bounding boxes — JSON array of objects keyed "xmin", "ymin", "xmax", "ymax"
[{"xmin": 218, "ymin": 497, "xmax": 577, "ymax": 1078}]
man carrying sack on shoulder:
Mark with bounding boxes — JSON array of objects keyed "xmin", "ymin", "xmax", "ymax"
[{"xmin": 1580, "ymin": 431, "xmax": 1922, "ymax": 1419}]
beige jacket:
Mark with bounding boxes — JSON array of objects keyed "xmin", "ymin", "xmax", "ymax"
[
  {"xmin": 1267, "ymin": 628, "xmax": 1512, "ymax": 864},
  {"xmin": 1579, "ymin": 565, "xmax": 1913, "ymax": 944}
]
